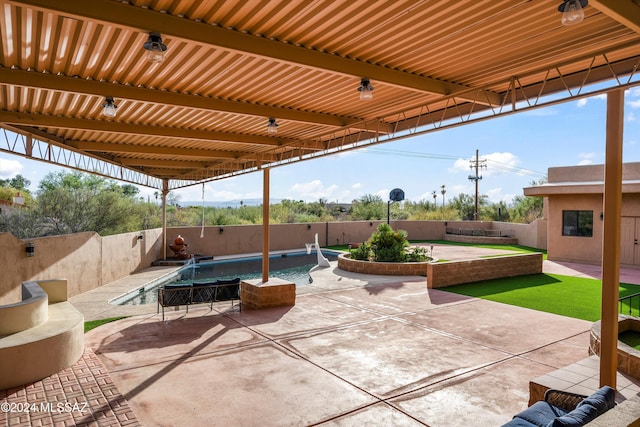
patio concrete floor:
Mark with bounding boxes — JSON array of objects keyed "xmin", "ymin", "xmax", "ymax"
[{"xmin": 5, "ymin": 244, "xmax": 640, "ymax": 426}]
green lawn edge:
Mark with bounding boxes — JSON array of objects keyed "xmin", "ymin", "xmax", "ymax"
[
  {"xmin": 84, "ymin": 316, "xmax": 128, "ymax": 333},
  {"xmin": 443, "ymin": 273, "xmax": 640, "ymax": 322}
]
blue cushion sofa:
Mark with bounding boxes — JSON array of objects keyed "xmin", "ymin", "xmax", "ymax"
[{"xmin": 502, "ymin": 386, "xmax": 616, "ymax": 427}]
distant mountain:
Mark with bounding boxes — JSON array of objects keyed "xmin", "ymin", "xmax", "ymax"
[{"xmin": 180, "ymin": 198, "xmax": 282, "ymax": 208}]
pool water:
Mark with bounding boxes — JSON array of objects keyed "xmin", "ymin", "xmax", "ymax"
[{"xmin": 116, "ymin": 251, "xmax": 337, "ymax": 306}]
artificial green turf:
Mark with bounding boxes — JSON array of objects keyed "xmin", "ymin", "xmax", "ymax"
[
  {"xmin": 325, "ymin": 244, "xmax": 350, "ymax": 251},
  {"xmin": 619, "ymin": 330, "xmax": 640, "ymax": 350},
  {"xmin": 84, "ymin": 316, "xmax": 128, "ymax": 333},
  {"xmin": 419, "ymin": 240, "xmax": 548, "ymax": 260},
  {"xmin": 443, "ymin": 274, "xmax": 640, "ymax": 322}
]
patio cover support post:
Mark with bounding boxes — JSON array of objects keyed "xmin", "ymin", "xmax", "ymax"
[
  {"xmin": 161, "ymin": 179, "xmax": 169, "ymax": 261},
  {"xmin": 600, "ymin": 88, "xmax": 624, "ymax": 389},
  {"xmin": 262, "ymin": 168, "xmax": 270, "ymax": 282}
]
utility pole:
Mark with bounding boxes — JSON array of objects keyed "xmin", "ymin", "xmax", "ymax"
[{"xmin": 468, "ymin": 149, "xmax": 487, "ymax": 220}]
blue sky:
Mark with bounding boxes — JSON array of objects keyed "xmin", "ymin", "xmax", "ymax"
[{"xmin": 1, "ymin": 88, "xmax": 640, "ymax": 206}]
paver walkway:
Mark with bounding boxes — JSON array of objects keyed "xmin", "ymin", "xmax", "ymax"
[{"xmin": 0, "ymin": 350, "xmax": 139, "ymax": 426}]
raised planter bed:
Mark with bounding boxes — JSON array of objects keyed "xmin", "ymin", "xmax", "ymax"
[
  {"xmin": 337, "ymin": 253, "xmax": 431, "ymax": 276},
  {"xmin": 590, "ymin": 315, "xmax": 640, "ymax": 378}
]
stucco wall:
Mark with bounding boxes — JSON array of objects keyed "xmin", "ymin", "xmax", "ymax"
[
  {"xmin": 546, "ymin": 194, "xmax": 603, "ymax": 264},
  {"xmin": 100, "ymin": 229, "xmax": 163, "ymax": 285},
  {"xmin": 167, "ymin": 220, "xmax": 450, "ymax": 256},
  {"xmin": 501, "ymin": 219, "xmax": 548, "ymax": 250},
  {"xmin": 0, "ymin": 229, "xmax": 162, "ymax": 305},
  {"xmin": 548, "ymin": 162, "xmax": 640, "ymax": 183},
  {"xmin": 1, "ymin": 220, "xmax": 544, "ymax": 305}
]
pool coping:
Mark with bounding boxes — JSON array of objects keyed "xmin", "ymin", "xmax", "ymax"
[
  {"xmin": 68, "ymin": 261, "xmax": 417, "ymax": 321},
  {"xmin": 109, "ymin": 249, "xmax": 343, "ymax": 306}
]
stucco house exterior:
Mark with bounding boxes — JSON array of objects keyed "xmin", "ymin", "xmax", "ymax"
[{"xmin": 524, "ymin": 162, "xmax": 640, "ymax": 267}]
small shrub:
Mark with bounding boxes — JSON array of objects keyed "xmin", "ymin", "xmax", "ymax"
[
  {"xmin": 350, "ymin": 243, "xmax": 372, "ymax": 261},
  {"xmin": 404, "ymin": 246, "xmax": 430, "ymax": 262},
  {"xmin": 350, "ymin": 224, "xmax": 433, "ymax": 263},
  {"xmin": 369, "ymin": 223, "xmax": 408, "ymax": 262}
]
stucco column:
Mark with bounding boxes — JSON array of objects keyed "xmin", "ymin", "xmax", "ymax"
[
  {"xmin": 161, "ymin": 179, "xmax": 169, "ymax": 261},
  {"xmin": 600, "ymin": 88, "xmax": 624, "ymax": 388},
  {"xmin": 262, "ymin": 168, "xmax": 270, "ymax": 282}
]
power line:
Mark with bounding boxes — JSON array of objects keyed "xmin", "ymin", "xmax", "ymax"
[{"xmin": 364, "ymin": 147, "xmax": 547, "ymax": 178}]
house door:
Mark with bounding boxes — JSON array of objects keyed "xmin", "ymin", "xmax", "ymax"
[{"xmin": 620, "ymin": 217, "xmax": 640, "ymax": 265}]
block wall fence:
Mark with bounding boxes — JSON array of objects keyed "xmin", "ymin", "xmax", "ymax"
[{"xmin": 0, "ymin": 220, "xmax": 543, "ymax": 305}]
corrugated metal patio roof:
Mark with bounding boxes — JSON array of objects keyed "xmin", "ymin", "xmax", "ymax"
[{"xmin": 1, "ymin": 0, "xmax": 639, "ymax": 190}]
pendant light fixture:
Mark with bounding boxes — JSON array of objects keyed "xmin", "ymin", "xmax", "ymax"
[
  {"xmin": 267, "ymin": 118, "xmax": 279, "ymax": 134},
  {"xmin": 558, "ymin": 0, "xmax": 588, "ymax": 26},
  {"xmin": 358, "ymin": 78, "xmax": 374, "ymax": 100},
  {"xmin": 102, "ymin": 97, "xmax": 117, "ymax": 117},
  {"xmin": 143, "ymin": 32, "xmax": 167, "ymax": 63}
]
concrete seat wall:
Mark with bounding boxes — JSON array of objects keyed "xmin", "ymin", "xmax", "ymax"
[
  {"xmin": 0, "ymin": 279, "xmax": 84, "ymax": 390},
  {"xmin": 0, "ymin": 282, "xmax": 48, "ymax": 336}
]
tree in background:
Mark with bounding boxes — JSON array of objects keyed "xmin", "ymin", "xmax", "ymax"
[
  {"xmin": 0, "ymin": 174, "xmax": 34, "ymax": 206},
  {"xmin": 510, "ymin": 179, "xmax": 546, "ymax": 223},
  {"xmin": 0, "ymin": 170, "xmax": 549, "ymax": 238},
  {"xmin": 0, "ymin": 171, "xmax": 143, "ymax": 237},
  {"xmin": 482, "ymin": 200, "xmax": 511, "ymax": 222},
  {"xmin": 0, "ymin": 208, "xmax": 43, "ymax": 239},
  {"xmin": 449, "ymin": 193, "xmax": 489, "ymax": 220},
  {"xmin": 350, "ymin": 194, "xmax": 385, "ymax": 220},
  {"xmin": 35, "ymin": 171, "xmax": 141, "ymax": 235}
]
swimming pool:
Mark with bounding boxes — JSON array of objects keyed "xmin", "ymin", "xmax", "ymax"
[{"xmin": 113, "ymin": 250, "xmax": 339, "ymax": 306}]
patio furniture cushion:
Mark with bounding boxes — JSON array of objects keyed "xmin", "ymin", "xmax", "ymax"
[
  {"xmin": 502, "ymin": 401, "xmax": 568, "ymax": 426},
  {"xmin": 576, "ymin": 386, "xmax": 615, "ymax": 413},
  {"xmin": 547, "ymin": 386, "xmax": 615, "ymax": 427},
  {"xmin": 213, "ymin": 278, "xmax": 240, "ymax": 300},
  {"xmin": 502, "ymin": 386, "xmax": 615, "ymax": 427}
]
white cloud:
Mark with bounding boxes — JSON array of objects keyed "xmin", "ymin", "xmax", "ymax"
[
  {"xmin": 170, "ymin": 179, "xmax": 263, "ymax": 203},
  {"xmin": 351, "ymin": 182, "xmax": 362, "ymax": 189},
  {"xmin": 628, "ymin": 87, "xmax": 640, "ymax": 98},
  {"xmin": 289, "ymin": 179, "xmax": 339, "ymax": 201},
  {"xmin": 483, "ymin": 152, "xmax": 520, "ymax": 176},
  {"xmin": 0, "ymin": 157, "xmax": 23, "ymax": 179},
  {"xmin": 577, "ymin": 152, "xmax": 597, "ymax": 166},
  {"xmin": 416, "ymin": 190, "xmax": 440, "ymax": 202},
  {"xmin": 628, "ymin": 100, "xmax": 640, "ymax": 109},
  {"xmin": 374, "ymin": 188, "xmax": 389, "ymax": 200},
  {"xmin": 577, "ymin": 94, "xmax": 607, "ymax": 108},
  {"xmin": 485, "ymin": 187, "xmax": 517, "ymax": 203},
  {"xmin": 451, "ymin": 152, "xmax": 520, "ymax": 177},
  {"xmin": 451, "ymin": 158, "xmax": 469, "ymax": 173}
]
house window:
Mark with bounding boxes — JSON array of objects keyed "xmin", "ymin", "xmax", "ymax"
[{"xmin": 562, "ymin": 210, "xmax": 593, "ymax": 237}]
